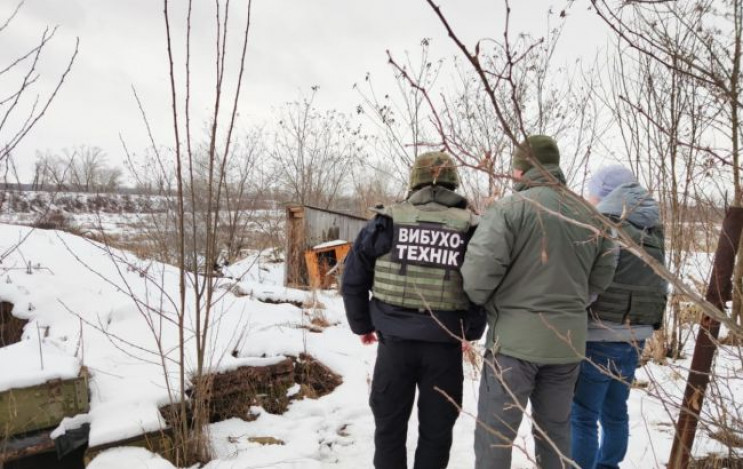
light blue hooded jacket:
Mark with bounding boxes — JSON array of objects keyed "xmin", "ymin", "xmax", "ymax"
[{"xmin": 588, "ymin": 181, "xmax": 662, "ymax": 342}]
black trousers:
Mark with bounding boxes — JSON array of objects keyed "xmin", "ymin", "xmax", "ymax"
[{"xmin": 370, "ymin": 338, "xmax": 463, "ymax": 469}]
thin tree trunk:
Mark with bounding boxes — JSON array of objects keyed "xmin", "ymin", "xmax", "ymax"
[{"xmin": 730, "ymin": 0, "xmax": 743, "ymax": 329}]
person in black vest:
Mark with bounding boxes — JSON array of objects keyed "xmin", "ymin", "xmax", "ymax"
[
  {"xmin": 342, "ymin": 151, "xmax": 486, "ymax": 469},
  {"xmin": 571, "ymin": 164, "xmax": 668, "ymax": 469}
]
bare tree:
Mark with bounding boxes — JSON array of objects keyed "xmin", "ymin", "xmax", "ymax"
[
  {"xmin": 354, "ymin": 39, "xmax": 443, "ymax": 190},
  {"xmin": 124, "ymin": 142, "xmax": 176, "ymax": 196},
  {"xmin": 30, "ymin": 146, "xmax": 123, "ymax": 192},
  {"xmin": 270, "ymin": 88, "xmax": 365, "ymax": 209},
  {"xmin": 589, "ymin": 1, "xmax": 743, "ymax": 462},
  {"xmin": 219, "ymin": 128, "xmax": 275, "ymax": 260},
  {"xmin": 66, "ymin": 146, "xmax": 106, "ymax": 192},
  {"xmin": 128, "ymin": 0, "xmax": 258, "ymax": 463},
  {"xmin": 603, "ymin": 14, "xmax": 720, "ymax": 357},
  {"xmin": 0, "ymin": 2, "xmax": 77, "ymax": 261},
  {"xmin": 592, "ymin": 0, "xmax": 743, "ymax": 327},
  {"xmin": 30, "ymin": 150, "xmax": 70, "ymax": 190},
  {"xmin": 0, "ymin": 2, "xmax": 78, "ymax": 170},
  {"xmin": 359, "ymin": 26, "xmax": 605, "ymax": 213},
  {"xmin": 348, "ymin": 160, "xmax": 405, "ymax": 216}
]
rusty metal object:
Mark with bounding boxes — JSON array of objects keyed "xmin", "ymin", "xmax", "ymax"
[{"xmin": 669, "ymin": 206, "xmax": 743, "ymax": 468}]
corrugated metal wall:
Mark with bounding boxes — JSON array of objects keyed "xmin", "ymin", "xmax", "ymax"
[
  {"xmin": 302, "ymin": 207, "xmax": 367, "ymax": 249},
  {"xmin": 285, "ymin": 205, "xmax": 368, "ymax": 287}
]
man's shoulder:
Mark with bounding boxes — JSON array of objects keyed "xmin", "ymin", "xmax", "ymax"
[
  {"xmin": 353, "ymin": 210, "xmax": 393, "ymax": 241},
  {"xmin": 486, "ymin": 192, "xmax": 529, "ymax": 217},
  {"xmin": 517, "ymin": 183, "xmax": 559, "ymax": 200}
]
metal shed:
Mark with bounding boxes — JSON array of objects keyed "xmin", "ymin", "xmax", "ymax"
[{"xmin": 285, "ymin": 205, "xmax": 369, "ymax": 287}]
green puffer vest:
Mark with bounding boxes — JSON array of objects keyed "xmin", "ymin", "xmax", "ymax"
[
  {"xmin": 372, "ymin": 192, "xmax": 474, "ymax": 312},
  {"xmin": 590, "ymin": 221, "xmax": 668, "ymax": 329}
]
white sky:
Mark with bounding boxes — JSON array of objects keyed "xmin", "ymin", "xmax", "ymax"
[{"xmin": 1, "ymin": 0, "xmax": 609, "ymax": 182}]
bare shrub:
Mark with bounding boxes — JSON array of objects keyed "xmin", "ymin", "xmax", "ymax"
[{"xmin": 32, "ymin": 210, "xmax": 74, "ymax": 232}]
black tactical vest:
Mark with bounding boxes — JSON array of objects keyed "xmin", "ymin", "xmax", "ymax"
[{"xmin": 590, "ymin": 220, "xmax": 668, "ymax": 329}]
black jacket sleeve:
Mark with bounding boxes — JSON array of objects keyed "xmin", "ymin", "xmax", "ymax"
[
  {"xmin": 463, "ymin": 304, "xmax": 487, "ymax": 341},
  {"xmin": 341, "ymin": 215, "xmax": 393, "ymax": 335},
  {"xmin": 462, "ymin": 224, "xmax": 487, "ymax": 341}
]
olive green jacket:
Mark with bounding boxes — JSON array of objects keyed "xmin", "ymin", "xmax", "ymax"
[{"xmin": 461, "ymin": 165, "xmax": 617, "ymax": 364}]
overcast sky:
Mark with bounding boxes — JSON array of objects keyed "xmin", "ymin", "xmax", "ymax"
[{"xmin": 1, "ymin": 0, "xmax": 608, "ymax": 181}]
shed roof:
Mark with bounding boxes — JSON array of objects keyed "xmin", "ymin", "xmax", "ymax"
[{"xmin": 286, "ymin": 204, "xmax": 369, "ymax": 221}]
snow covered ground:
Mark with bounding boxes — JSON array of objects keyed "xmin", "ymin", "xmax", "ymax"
[{"xmin": 0, "ymin": 223, "xmax": 739, "ymax": 468}]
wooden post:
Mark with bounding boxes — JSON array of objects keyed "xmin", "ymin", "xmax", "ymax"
[{"xmin": 668, "ymin": 207, "xmax": 743, "ymax": 468}]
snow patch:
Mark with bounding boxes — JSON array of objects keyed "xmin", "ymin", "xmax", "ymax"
[{"xmin": 0, "ymin": 340, "xmax": 81, "ymax": 392}]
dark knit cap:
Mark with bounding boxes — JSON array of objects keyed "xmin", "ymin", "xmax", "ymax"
[{"xmin": 512, "ymin": 135, "xmax": 560, "ymax": 172}]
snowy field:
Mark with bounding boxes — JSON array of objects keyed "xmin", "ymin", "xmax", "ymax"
[
  {"xmin": 0, "ymin": 223, "xmax": 739, "ymax": 468},
  {"xmin": 0, "ymin": 191, "xmax": 283, "ymax": 243}
]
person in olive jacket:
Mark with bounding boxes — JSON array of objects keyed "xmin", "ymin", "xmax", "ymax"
[
  {"xmin": 461, "ymin": 135, "xmax": 617, "ymax": 469},
  {"xmin": 342, "ymin": 151, "xmax": 486, "ymax": 469}
]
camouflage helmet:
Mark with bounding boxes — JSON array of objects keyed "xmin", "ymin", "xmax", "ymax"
[{"xmin": 409, "ymin": 151, "xmax": 460, "ymax": 191}]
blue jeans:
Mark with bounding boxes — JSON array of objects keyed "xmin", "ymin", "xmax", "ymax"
[{"xmin": 571, "ymin": 341, "xmax": 644, "ymax": 469}]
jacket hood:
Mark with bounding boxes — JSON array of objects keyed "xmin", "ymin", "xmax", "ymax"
[
  {"xmin": 597, "ymin": 182, "xmax": 660, "ymax": 229},
  {"xmin": 407, "ymin": 185, "xmax": 468, "ymax": 208},
  {"xmin": 513, "ymin": 164, "xmax": 567, "ymax": 192}
]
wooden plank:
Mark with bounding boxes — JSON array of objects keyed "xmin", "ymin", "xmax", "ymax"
[
  {"xmin": 311, "ymin": 246, "xmax": 340, "ymax": 254},
  {"xmin": 305, "ymin": 251, "xmax": 321, "ymax": 289},
  {"xmin": 285, "ymin": 206, "xmax": 308, "ymax": 287},
  {"xmin": 301, "ymin": 205, "xmax": 368, "ymax": 221},
  {"xmin": 335, "ymin": 244, "xmax": 351, "ymax": 263},
  {"xmin": 85, "ymin": 428, "xmax": 176, "ymax": 466}
]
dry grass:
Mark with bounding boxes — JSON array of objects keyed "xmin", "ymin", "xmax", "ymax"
[
  {"xmin": 710, "ymin": 429, "xmax": 743, "ymax": 449},
  {"xmin": 297, "ymin": 313, "xmax": 338, "ymax": 333},
  {"xmin": 678, "ymin": 301, "xmax": 706, "ymax": 325},
  {"xmin": 641, "ymin": 330, "xmax": 669, "ymax": 365},
  {"xmin": 293, "ymin": 353, "xmax": 343, "ymax": 400},
  {"xmin": 158, "ymin": 353, "xmax": 344, "ymax": 434},
  {"xmin": 82, "ymin": 230, "xmax": 174, "ymax": 264},
  {"xmin": 300, "ymin": 293, "xmax": 336, "ymax": 333},
  {"xmin": 310, "ymin": 315, "xmax": 333, "ymax": 328},
  {"xmin": 719, "ymin": 333, "xmax": 743, "ymax": 346},
  {"xmin": 631, "ymin": 379, "xmax": 650, "ymax": 390},
  {"xmin": 464, "ymin": 344, "xmax": 483, "ymax": 380},
  {"xmin": 691, "ymin": 454, "xmax": 743, "ymax": 468},
  {"xmin": 159, "ymin": 358, "xmax": 296, "ymax": 434},
  {"xmin": 302, "ymin": 297, "xmax": 326, "ymax": 310},
  {"xmin": 247, "ymin": 436, "xmax": 285, "ymax": 446}
]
